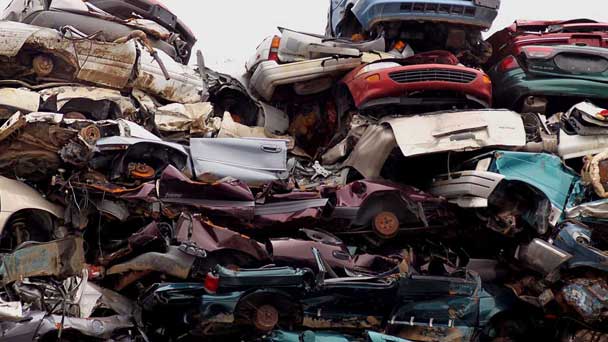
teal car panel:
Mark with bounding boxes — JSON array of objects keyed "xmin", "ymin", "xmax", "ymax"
[{"xmin": 490, "ymin": 151, "xmax": 580, "ymax": 211}]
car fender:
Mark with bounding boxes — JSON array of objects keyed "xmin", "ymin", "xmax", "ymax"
[{"xmin": 0, "ymin": 176, "xmax": 63, "ymax": 235}]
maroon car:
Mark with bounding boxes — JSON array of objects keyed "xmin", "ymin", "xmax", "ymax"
[
  {"xmin": 339, "ymin": 51, "xmax": 492, "ymax": 115},
  {"xmin": 325, "ymin": 180, "xmax": 459, "ymax": 242},
  {"xmin": 486, "ymin": 19, "xmax": 608, "ymax": 68}
]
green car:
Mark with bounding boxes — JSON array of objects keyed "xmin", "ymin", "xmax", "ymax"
[{"xmin": 488, "ymin": 44, "xmax": 608, "ymax": 114}]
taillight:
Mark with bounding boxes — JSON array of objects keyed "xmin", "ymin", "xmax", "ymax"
[
  {"xmin": 498, "ymin": 55, "xmax": 521, "ymax": 72},
  {"xmin": 268, "ymin": 36, "xmax": 281, "ymax": 62},
  {"xmin": 599, "ymin": 109, "xmax": 608, "ymax": 118},
  {"xmin": 204, "ymin": 272, "xmax": 219, "ymax": 293},
  {"xmin": 522, "ymin": 46, "xmax": 555, "ymax": 59}
]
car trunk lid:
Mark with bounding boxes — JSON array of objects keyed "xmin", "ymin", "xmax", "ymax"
[{"xmin": 521, "ymin": 45, "xmax": 608, "ymax": 82}]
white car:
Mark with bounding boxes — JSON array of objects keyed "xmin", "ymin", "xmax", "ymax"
[
  {"xmin": 246, "ymin": 27, "xmax": 392, "ymax": 101},
  {"xmin": 0, "ymin": 176, "xmax": 63, "ymax": 250}
]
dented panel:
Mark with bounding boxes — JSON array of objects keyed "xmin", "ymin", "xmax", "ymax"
[{"xmin": 1, "ymin": 237, "xmax": 85, "ymax": 284}]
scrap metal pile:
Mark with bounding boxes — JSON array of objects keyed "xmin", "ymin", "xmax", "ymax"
[{"xmin": 1, "ymin": 0, "xmax": 608, "ymax": 341}]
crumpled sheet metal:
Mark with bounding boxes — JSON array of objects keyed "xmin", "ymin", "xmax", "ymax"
[
  {"xmin": 218, "ymin": 112, "xmax": 295, "ymax": 149},
  {"xmin": 0, "ymin": 21, "xmax": 137, "ymax": 89},
  {"xmin": 106, "ymin": 246, "xmax": 196, "ymax": 280},
  {"xmin": 1, "ymin": 237, "xmax": 85, "ymax": 285},
  {"xmin": 0, "ymin": 111, "xmax": 170, "ymax": 181},
  {"xmin": 0, "ymin": 88, "xmax": 40, "ymax": 118},
  {"xmin": 560, "ymin": 278, "xmax": 608, "ymax": 323},
  {"xmin": 155, "ymin": 101, "xmax": 219, "ymax": 135},
  {"xmin": 0, "ymin": 21, "xmax": 204, "ymax": 104},
  {"xmin": 39, "ymin": 86, "xmax": 139, "ymax": 121},
  {"xmin": 567, "ymin": 199, "xmax": 608, "ymax": 220},
  {"xmin": 134, "ymin": 51, "xmax": 204, "ymax": 103},
  {"xmin": 176, "ymin": 215, "xmax": 270, "ymax": 261},
  {"xmin": 0, "ymin": 311, "xmax": 133, "ymax": 341},
  {"xmin": 384, "ymin": 110, "xmax": 527, "ymax": 158},
  {"xmin": 321, "ymin": 115, "xmax": 371, "ymax": 165},
  {"xmin": 343, "ymin": 123, "xmax": 397, "ymax": 178},
  {"xmin": 0, "ymin": 301, "xmax": 22, "ymax": 321},
  {"xmin": 0, "ymin": 111, "xmax": 91, "ymax": 180},
  {"xmin": 582, "ymin": 150, "xmax": 608, "ymax": 198}
]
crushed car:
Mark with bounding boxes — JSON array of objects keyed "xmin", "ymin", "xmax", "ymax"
[
  {"xmin": 327, "ymin": 0, "xmax": 501, "ymax": 65},
  {"xmin": 0, "ymin": 1, "xmax": 607, "ymax": 342},
  {"xmin": 487, "ymin": 19, "xmax": 608, "ymax": 114}
]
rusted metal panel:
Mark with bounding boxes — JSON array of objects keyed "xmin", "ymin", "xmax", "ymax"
[
  {"xmin": 0, "ymin": 21, "xmax": 138, "ymax": 89},
  {"xmin": 1, "ymin": 237, "xmax": 85, "ymax": 284},
  {"xmin": 0, "ymin": 21, "xmax": 42, "ymax": 57},
  {"xmin": 134, "ymin": 51, "xmax": 204, "ymax": 103}
]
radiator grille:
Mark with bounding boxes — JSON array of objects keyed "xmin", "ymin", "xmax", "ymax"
[{"xmin": 389, "ymin": 69, "xmax": 477, "ymax": 84}]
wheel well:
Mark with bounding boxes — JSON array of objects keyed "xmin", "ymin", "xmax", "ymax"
[
  {"xmin": 0, "ymin": 209, "xmax": 56, "ymax": 250},
  {"xmin": 234, "ymin": 290, "xmax": 302, "ymax": 329},
  {"xmin": 353, "ymin": 191, "xmax": 419, "ymax": 227}
]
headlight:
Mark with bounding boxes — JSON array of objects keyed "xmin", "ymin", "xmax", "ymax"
[{"xmin": 355, "ymin": 62, "xmax": 401, "ymax": 78}]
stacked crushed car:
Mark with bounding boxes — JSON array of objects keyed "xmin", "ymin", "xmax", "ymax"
[{"xmin": 0, "ymin": 0, "xmax": 607, "ymax": 341}]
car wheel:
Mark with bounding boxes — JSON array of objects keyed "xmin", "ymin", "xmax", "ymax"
[
  {"xmin": 372, "ymin": 211, "xmax": 400, "ymax": 239},
  {"xmin": 253, "ymin": 304, "xmax": 280, "ymax": 332},
  {"xmin": 235, "ymin": 292, "xmax": 301, "ymax": 334}
]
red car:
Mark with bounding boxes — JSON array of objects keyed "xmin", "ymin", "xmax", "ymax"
[
  {"xmin": 486, "ymin": 19, "xmax": 608, "ymax": 68},
  {"xmin": 340, "ymin": 51, "xmax": 492, "ymax": 113}
]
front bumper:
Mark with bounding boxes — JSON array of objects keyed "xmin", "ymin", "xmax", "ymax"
[{"xmin": 346, "ymin": 64, "xmax": 492, "ymax": 108}]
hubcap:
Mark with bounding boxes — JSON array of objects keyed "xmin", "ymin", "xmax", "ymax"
[
  {"xmin": 253, "ymin": 304, "xmax": 279, "ymax": 331},
  {"xmin": 373, "ymin": 211, "xmax": 400, "ymax": 239}
]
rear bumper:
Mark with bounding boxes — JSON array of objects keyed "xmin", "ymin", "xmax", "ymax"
[
  {"xmin": 346, "ymin": 64, "xmax": 492, "ymax": 108},
  {"xmin": 250, "ymin": 58, "xmax": 362, "ymax": 101},
  {"xmin": 492, "ymin": 68, "xmax": 608, "ymax": 109},
  {"xmin": 352, "ymin": 0, "xmax": 499, "ymax": 30}
]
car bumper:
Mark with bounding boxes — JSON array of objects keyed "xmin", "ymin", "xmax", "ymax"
[
  {"xmin": 352, "ymin": 0, "xmax": 499, "ymax": 30},
  {"xmin": 250, "ymin": 58, "xmax": 363, "ymax": 101},
  {"xmin": 346, "ymin": 64, "xmax": 492, "ymax": 108},
  {"xmin": 429, "ymin": 170, "xmax": 505, "ymax": 208}
]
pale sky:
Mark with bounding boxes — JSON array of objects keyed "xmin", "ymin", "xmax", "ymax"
[
  {"xmin": 157, "ymin": 0, "xmax": 608, "ymax": 75},
  {"xmin": 1, "ymin": 0, "xmax": 607, "ymax": 75}
]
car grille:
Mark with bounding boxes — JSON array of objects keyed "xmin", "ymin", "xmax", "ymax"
[
  {"xmin": 400, "ymin": 3, "xmax": 477, "ymax": 17},
  {"xmin": 389, "ymin": 69, "xmax": 478, "ymax": 84}
]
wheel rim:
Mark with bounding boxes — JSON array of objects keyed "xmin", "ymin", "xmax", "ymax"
[
  {"xmin": 373, "ymin": 211, "xmax": 400, "ymax": 239},
  {"xmin": 253, "ymin": 304, "xmax": 279, "ymax": 331}
]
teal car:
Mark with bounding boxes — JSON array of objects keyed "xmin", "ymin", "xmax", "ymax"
[
  {"xmin": 431, "ymin": 151, "xmax": 587, "ymax": 235},
  {"xmin": 488, "ymin": 44, "xmax": 608, "ymax": 114}
]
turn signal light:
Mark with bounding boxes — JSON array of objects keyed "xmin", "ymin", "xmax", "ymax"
[
  {"xmin": 365, "ymin": 74, "xmax": 381, "ymax": 82},
  {"xmin": 268, "ymin": 36, "xmax": 281, "ymax": 62}
]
